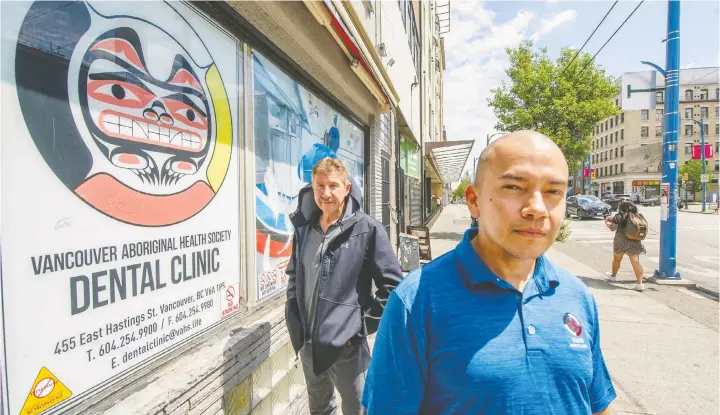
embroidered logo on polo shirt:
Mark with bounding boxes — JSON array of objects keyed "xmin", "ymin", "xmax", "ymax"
[
  {"xmin": 563, "ymin": 313, "xmax": 582, "ymax": 336},
  {"xmin": 563, "ymin": 313, "xmax": 588, "ymax": 350}
]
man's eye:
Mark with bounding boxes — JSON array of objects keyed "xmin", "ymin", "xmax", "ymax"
[
  {"xmin": 503, "ymin": 185, "xmax": 522, "ymax": 191},
  {"xmin": 547, "ymin": 189, "xmax": 564, "ymax": 195}
]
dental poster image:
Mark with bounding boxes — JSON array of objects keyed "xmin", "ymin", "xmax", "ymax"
[
  {"xmin": 252, "ymin": 52, "xmax": 365, "ymax": 301},
  {"xmin": 0, "ymin": 2, "xmax": 241, "ymax": 414}
]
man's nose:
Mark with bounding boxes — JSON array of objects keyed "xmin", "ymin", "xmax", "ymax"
[{"xmin": 523, "ymin": 191, "xmax": 549, "ymax": 218}]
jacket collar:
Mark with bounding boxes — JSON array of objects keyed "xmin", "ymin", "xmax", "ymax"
[{"xmin": 455, "ymin": 229, "xmax": 560, "ymax": 294}]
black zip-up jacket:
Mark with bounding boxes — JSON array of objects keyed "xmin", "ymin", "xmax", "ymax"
[{"xmin": 285, "ymin": 183, "xmax": 403, "ymax": 375}]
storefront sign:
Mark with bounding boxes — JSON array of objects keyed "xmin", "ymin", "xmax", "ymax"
[
  {"xmin": 1, "ymin": 2, "xmax": 241, "ymax": 413},
  {"xmin": 252, "ymin": 52, "xmax": 365, "ymax": 301}
]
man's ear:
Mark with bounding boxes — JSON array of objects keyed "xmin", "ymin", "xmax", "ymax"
[
  {"xmin": 344, "ymin": 181, "xmax": 351, "ymax": 196},
  {"xmin": 465, "ymin": 185, "xmax": 481, "ymax": 217}
]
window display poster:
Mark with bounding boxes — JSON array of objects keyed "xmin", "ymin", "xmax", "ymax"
[
  {"xmin": 0, "ymin": 2, "xmax": 241, "ymax": 414},
  {"xmin": 253, "ymin": 52, "xmax": 365, "ymax": 301}
]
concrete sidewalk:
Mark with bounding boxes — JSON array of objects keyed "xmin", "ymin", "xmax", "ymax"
[{"xmin": 428, "ymin": 204, "xmax": 719, "ymax": 415}]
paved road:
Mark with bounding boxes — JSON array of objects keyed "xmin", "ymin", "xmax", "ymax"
[{"xmin": 559, "ymin": 206, "xmax": 719, "ymax": 294}]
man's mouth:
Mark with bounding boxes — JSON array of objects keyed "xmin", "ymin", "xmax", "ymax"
[
  {"xmin": 98, "ymin": 110, "xmax": 203, "ymax": 152},
  {"xmin": 514, "ymin": 229, "xmax": 547, "ymax": 238}
]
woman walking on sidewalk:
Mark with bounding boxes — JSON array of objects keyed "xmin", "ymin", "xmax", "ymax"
[{"xmin": 604, "ymin": 200, "xmax": 646, "ymax": 291}]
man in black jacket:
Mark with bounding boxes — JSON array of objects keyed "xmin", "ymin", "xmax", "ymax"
[{"xmin": 285, "ymin": 158, "xmax": 402, "ymax": 415}]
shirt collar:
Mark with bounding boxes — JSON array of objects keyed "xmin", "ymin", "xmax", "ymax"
[{"xmin": 455, "ymin": 229, "xmax": 560, "ymax": 294}]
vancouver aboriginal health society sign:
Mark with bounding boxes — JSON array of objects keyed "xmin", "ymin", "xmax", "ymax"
[{"xmin": 0, "ymin": 2, "xmax": 242, "ymax": 414}]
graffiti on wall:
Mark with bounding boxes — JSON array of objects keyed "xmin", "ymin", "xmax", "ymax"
[{"xmin": 252, "ymin": 53, "xmax": 364, "ymax": 300}]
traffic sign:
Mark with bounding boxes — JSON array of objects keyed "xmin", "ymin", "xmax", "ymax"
[
  {"xmin": 683, "ymin": 173, "xmax": 689, "ymax": 181},
  {"xmin": 701, "ymin": 174, "xmax": 709, "ymax": 183},
  {"xmin": 590, "ymin": 170, "xmax": 596, "ymax": 180}
]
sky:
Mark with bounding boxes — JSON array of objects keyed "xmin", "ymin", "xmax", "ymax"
[{"xmin": 443, "ymin": 0, "xmax": 720, "ymax": 182}]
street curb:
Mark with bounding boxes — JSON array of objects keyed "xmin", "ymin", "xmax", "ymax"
[
  {"xmin": 692, "ymin": 285, "xmax": 720, "ymax": 299},
  {"xmin": 680, "ymin": 209, "xmax": 719, "ymax": 215}
]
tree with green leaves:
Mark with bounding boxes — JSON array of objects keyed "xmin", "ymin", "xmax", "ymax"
[
  {"xmin": 679, "ymin": 159, "xmax": 713, "ymax": 187},
  {"xmin": 453, "ymin": 178, "xmax": 471, "ymax": 201},
  {"xmin": 488, "ymin": 40, "xmax": 620, "ymax": 173}
]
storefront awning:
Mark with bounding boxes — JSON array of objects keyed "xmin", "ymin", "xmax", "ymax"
[{"xmin": 425, "ymin": 140, "xmax": 474, "ymax": 184}]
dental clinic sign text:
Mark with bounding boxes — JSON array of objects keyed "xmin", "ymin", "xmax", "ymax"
[{"xmin": 0, "ymin": 2, "xmax": 242, "ymax": 414}]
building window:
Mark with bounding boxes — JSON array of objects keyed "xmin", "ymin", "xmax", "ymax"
[
  {"xmin": 610, "ymin": 118, "xmax": 614, "ymax": 128},
  {"xmin": 716, "ymin": 106, "xmax": 719, "ymax": 117},
  {"xmin": 621, "ymin": 113, "xmax": 624, "ymax": 123},
  {"xmin": 641, "ymin": 126, "xmax": 649, "ymax": 137},
  {"xmin": 615, "ymin": 99, "xmax": 619, "ymax": 107},
  {"xmin": 641, "ymin": 110, "xmax": 649, "ymax": 121},
  {"xmin": 685, "ymin": 144, "xmax": 692, "ymax": 154},
  {"xmin": 621, "ymin": 146, "xmax": 624, "ymax": 157},
  {"xmin": 605, "ymin": 120, "xmax": 609, "ymax": 130},
  {"xmin": 700, "ymin": 107, "xmax": 708, "ymax": 118},
  {"xmin": 615, "ymin": 148, "xmax": 618, "ymax": 158},
  {"xmin": 615, "ymin": 165, "xmax": 619, "ymax": 175},
  {"xmin": 615, "ymin": 115, "xmax": 619, "ymax": 125},
  {"xmin": 685, "ymin": 107, "xmax": 694, "ymax": 119},
  {"xmin": 610, "ymin": 134, "xmax": 613, "ymax": 144},
  {"xmin": 700, "ymin": 89, "xmax": 708, "ymax": 100},
  {"xmin": 685, "ymin": 125, "xmax": 693, "ymax": 136},
  {"xmin": 398, "ymin": 0, "xmax": 420, "ymax": 80},
  {"xmin": 656, "ymin": 91, "xmax": 664, "ymax": 102},
  {"xmin": 615, "ymin": 131, "xmax": 618, "ymax": 142},
  {"xmin": 656, "ymin": 109, "xmax": 663, "ymax": 121},
  {"xmin": 716, "ymin": 124, "xmax": 719, "ymax": 135},
  {"xmin": 717, "ymin": 88, "xmax": 719, "ymax": 99},
  {"xmin": 610, "ymin": 150, "xmax": 613, "ymax": 160},
  {"xmin": 685, "ymin": 90, "xmax": 693, "ymax": 100},
  {"xmin": 621, "ymin": 129, "xmax": 624, "ymax": 139},
  {"xmin": 703, "ymin": 124, "xmax": 709, "ymax": 135},
  {"xmin": 655, "ymin": 127, "xmax": 662, "ymax": 137}
]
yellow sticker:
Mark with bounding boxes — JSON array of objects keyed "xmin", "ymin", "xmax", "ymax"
[{"xmin": 19, "ymin": 367, "xmax": 72, "ymax": 415}]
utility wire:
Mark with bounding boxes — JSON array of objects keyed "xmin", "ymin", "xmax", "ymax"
[
  {"xmin": 559, "ymin": 0, "xmax": 618, "ymax": 78},
  {"xmin": 577, "ymin": 0, "xmax": 645, "ymax": 76}
]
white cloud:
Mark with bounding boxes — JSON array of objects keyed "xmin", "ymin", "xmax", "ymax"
[
  {"xmin": 443, "ymin": 3, "xmax": 577, "ymax": 179},
  {"xmin": 530, "ymin": 10, "xmax": 577, "ymax": 42}
]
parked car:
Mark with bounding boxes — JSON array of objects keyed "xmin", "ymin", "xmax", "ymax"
[
  {"xmin": 601, "ymin": 193, "xmax": 632, "ymax": 211},
  {"xmin": 566, "ymin": 195, "xmax": 612, "ymax": 219},
  {"xmin": 639, "ymin": 195, "xmax": 661, "ymax": 206}
]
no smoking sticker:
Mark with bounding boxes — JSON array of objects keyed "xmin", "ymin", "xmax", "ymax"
[
  {"xmin": 221, "ymin": 282, "xmax": 240, "ymax": 319},
  {"xmin": 20, "ymin": 367, "xmax": 72, "ymax": 415}
]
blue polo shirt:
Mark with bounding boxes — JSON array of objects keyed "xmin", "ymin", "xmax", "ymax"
[{"xmin": 362, "ymin": 229, "xmax": 616, "ymax": 414}]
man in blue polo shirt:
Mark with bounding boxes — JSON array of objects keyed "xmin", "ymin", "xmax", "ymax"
[{"xmin": 363, "ymin": 131, "xmax": 615, "ymax": 415}]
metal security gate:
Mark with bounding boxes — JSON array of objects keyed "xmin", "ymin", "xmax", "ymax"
[
  {"xmin": 381, "ymin": 150, "xmax": 391, "ymax": 237},
  {"xmin": 407, "ymin": 176, "xmax": 422, "ymax": 227}
]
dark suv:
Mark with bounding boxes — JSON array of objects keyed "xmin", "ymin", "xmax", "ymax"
[
  {"xmin": 601, "ymin": 193, "xmax": 632, "ymax": 211},
  {"xmin": 566, "ymin": 195, "xmax": 612, "ymax": 219}
]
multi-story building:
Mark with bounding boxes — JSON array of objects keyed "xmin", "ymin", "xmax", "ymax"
[
  {"xmin": 589, "ymin": 68, "xmax": 719, "ymax": 201},
  {"xmin": 0, "ymin": 1, "xmax": 453, "ymax": 415}
]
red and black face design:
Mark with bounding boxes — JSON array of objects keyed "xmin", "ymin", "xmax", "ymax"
[
  {"xmin": 79, "ymin": 27, "xmax": 212, "ymax": 187},
  {"xmin": 16, "ymin": 1, "xmax": 234, "ymax": 227}
]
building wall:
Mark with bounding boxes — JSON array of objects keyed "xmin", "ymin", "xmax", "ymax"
[
  {"xmin": 351, "ymin": 0, "xmax": 421, "ymax": 139},
  {"xmin": 591, "ymin": 68, "xmax": 719, "ymax": 198},
  {"xmin": 0, "ymin": 2, "xmax": 394, "ymax": 415}
]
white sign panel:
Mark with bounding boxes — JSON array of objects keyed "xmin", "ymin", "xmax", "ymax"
[
  {"xmin": 1, "ymin": 2, "xmax": 242, "ymax": 414},
  {"xmin": 660, "ymin": 183, "xmax": 670, "ymax": 221},
  {"xmin": 701, "ymin": 174, "xmax": 709, "ymax": 183},
  {"xmin": 621, "ymin": 70, "xmax": 659, "ymax": 111}
]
